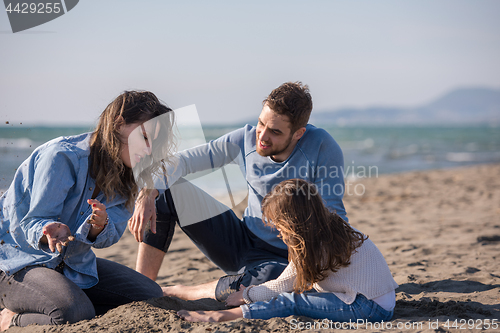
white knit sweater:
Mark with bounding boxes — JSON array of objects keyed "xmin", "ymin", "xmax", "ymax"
[{"xmin": 246, "ymin": 238, "xmax": 398, "ymax": 305}]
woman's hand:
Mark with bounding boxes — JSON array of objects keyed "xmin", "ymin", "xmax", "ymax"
[
  {"xmin": 41, "ymin": 222, "xmax": 74, "ymax": 253},
  {"xmin": 87, "ymin": 199, "xmax": 108, "ymax": 241},
  {"xmin": 225, "ymin": 285, "xmax": 246, "ymax": 307}
]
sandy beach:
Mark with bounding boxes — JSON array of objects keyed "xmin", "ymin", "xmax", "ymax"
[{"xmin": 6, "ymin": 163, "xmax": 500, "ymax": 332}]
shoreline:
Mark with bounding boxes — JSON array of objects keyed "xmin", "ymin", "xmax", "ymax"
[
  {"xmin": 3, "ymin": 161, "xmax": 500, "ymax": 194},
  {"xmin": 5, "ymin": 163, "xmax": 500, "ymax": 332}
]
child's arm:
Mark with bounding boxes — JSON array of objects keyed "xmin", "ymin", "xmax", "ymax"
[{"xmin": 244, "ymin": 262, "xmax": 297, "ymax": 303}]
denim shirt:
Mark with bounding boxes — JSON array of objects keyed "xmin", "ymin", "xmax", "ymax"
[{"xmin": 0, "ymin": 133, "xmax": 131, "ymax": 289}]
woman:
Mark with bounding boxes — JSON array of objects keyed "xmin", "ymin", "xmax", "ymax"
[
  {"xmin": 0, "ymin": 91, "xmax": 175, "ymax": 330},
  {"xmin": 178, "ymin": 179, "xmax": 398, "ymax": 323}
]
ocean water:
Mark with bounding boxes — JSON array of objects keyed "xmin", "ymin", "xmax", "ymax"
[{"xmin": 1, "ymin": 124, "xmax": 500, "ymax": 193}]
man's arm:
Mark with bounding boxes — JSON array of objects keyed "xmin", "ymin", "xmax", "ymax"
[
  {"xmin": 313, "ymin": 131, "xmax": 348, "ymax": 222},
  {"xmin": 128, "ymin": 127, "xmax": 247, "ymax": 242}
]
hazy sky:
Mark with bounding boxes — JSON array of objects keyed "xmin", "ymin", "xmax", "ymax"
[{"xmin": 1, "ymin": 0, "xmax": 499, "ymax": 126}]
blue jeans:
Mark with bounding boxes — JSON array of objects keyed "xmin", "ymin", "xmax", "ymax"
[
  {"xmin": 241, "ymin": 292, "xmax": 393, "ymax": 322},
  {"xmin": 0, "ymin": 258, "xmax": 162, "ymax": 327}
]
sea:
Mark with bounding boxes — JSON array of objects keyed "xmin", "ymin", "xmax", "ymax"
[{"xmin": 1, "ymin": 124, "xmax": 500, "ymax": 195}]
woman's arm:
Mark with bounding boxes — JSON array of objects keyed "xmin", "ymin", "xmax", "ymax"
[
  {"xmin": 75, "ymin": 199, "xmax": 130, "ymax": 249},
  {"xmin": 20, "ymin": 146, "xmax": 80, "ymax": 252},
  {"xmin": 86, "ymin": 199, "xmax": 108, "ymax": 242}
]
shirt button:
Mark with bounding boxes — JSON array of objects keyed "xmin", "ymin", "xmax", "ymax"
[
  {"xmin": 89, "ymin": 187, "xmax": 93, "ymax": 191},
  {"xmin": 80, "ymin": 212, "xmax": 84, "ymax": 215}
]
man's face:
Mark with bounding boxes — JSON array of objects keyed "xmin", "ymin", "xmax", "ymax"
[{"xmin": 255, "ymin": 104, "xmax": 297, "ymax": 162}]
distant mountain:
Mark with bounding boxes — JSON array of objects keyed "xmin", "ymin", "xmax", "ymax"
[{"xmin": 310, "ymin": 87, "xmax": 500, "ymax": 126}]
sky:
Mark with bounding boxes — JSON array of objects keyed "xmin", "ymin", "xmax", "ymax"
[{"xmin": 1, "ymin": 0, "xmax": 499, "ymax": 126}]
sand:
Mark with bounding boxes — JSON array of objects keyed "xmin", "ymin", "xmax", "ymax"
[{"xmin": 5, "ymin": 163, "xmax": 500, "ymax": 332}]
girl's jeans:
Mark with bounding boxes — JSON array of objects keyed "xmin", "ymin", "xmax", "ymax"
[
  {"xmin": 0, "ymin": 258, "xmax": 162, "ymax": 327},
  {"xmin": 241, "ymin": 292, "xmax": 394, "ymax": 322}
]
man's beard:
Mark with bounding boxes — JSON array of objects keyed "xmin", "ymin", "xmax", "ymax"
[{"xmin": 256, "ymin": 134, "xmax": 293, "ymax": 158}]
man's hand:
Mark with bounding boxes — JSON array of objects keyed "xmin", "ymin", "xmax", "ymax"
[
  {"xmin": 225, "ymin": 285, "xmax": 246, "ymax": 307},
  {"xmin": 128, "ymin": 189, "xmax": 159, "ymax": 242},
  {"xmin": 41, "ymin": 222, "xmax": 74, "ymax": 253}
]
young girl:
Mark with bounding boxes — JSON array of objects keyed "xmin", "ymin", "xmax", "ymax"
[
  {"xmin": 178, "ymin": 178, "xmax": 398, "ymax": 323},
  {"xmin": 0, "ymin": 91, "xmax": 175, "ymax": 330}
]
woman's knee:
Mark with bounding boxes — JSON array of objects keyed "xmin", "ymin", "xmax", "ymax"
[
  {"xmin": 49, "ymin": 289, "xmax": 95, "ymax": 324},
  {"xmin": 8, "ymin": 267, "xmax": 96, "ymax": 325}
]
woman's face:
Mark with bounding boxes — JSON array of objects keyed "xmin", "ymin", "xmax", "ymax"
[{"xmin": 119, "ymin": 121, "xmax": 160, "ymax": 168}]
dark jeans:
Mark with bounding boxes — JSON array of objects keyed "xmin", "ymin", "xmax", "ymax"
[
  {"xmin": 0, "ymin": 258, "xmax": 162, "ymax": 327},
  {"xmin": 143, "ymin": 186, "xmax": 289, "ymax": 301}
]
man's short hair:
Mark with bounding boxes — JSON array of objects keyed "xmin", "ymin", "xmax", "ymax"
[{"xmin": 263, "ymin": 82, "xmax": 313, "ymax": 132}]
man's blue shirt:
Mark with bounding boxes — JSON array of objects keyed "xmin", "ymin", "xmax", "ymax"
[{"xmin": 164, "ymin": 124, "xmax": 348, "ymax": 250}]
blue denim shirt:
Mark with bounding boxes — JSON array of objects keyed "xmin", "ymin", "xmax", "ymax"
[{"xmin": 0, "ymin": 133, "xmax": 131, "ymax": 289}]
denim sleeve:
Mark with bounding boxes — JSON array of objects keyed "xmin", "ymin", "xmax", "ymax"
[
  {"xmin": 20, "ymin": 145, "xmax": 80, "ymax": 253},
  {"xmin": 74, "ymin": 203, "xmax": 130, "ymax": 249}
]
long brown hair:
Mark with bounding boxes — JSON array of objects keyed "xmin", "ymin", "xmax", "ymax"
[
  {"xmin": 262, "ymin": 179, "xmax": 367, "ymax": 293},
  {"xmin": 89, "ymin": 91, "xmax": 176, "ymax": 210}
]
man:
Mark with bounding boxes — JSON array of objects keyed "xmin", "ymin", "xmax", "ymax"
[{"xmin": 128, "ymin": 82, "xmax": 348, "ymax": 301}]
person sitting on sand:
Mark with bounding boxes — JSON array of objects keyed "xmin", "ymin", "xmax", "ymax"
[
  {"xmin": 177, "ymin": 179, "xmax": 398, "ymax": 323},
  {"xmin": 0, "ymin": 91, "xmax": 175, "ymax": 330},
  {"xmin": 128, "ymin": 82, "xmax": 349, "ymax": 303}
]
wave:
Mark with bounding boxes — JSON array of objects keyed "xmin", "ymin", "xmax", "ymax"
[{"xmin": 0, "ymin": 138, "xmax": 38, "ymax": 150}]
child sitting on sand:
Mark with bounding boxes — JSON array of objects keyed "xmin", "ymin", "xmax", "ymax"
[{"xmin": 178, "ymin": 178, "xmax": 398, "ymax": 323}]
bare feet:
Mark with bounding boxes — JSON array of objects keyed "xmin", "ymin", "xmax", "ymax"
[
  {"xmin": 162, "ymin": 280, "xmax": 218, "ymax": 300},
  {"xmin": 162, "ymin": 285, "xmax": 208, "ymax": 300},
  {"xmin": 177, "ymin": 308, "xmax": 243, "ymax": 322},
  {"xmin": 0, "ymin": 309, "xmax": 16, "ymax": 331}
]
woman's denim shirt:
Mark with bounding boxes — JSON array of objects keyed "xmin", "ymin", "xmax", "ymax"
[{"xmin": 0, "ymin": 133, "xmax": 132, "ymax": 288}]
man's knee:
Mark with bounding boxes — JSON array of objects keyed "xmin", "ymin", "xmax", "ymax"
[
  {"xmin": 141, "ymin": 190, "xmax": 177, "ymax": 252},
  {"xmin": 156, "ymin": 189, "xmax": 178, "ymax": 221},
  {"xmin": 142, "ymin": 218, "xmax": 176, "ymax": 252}
]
